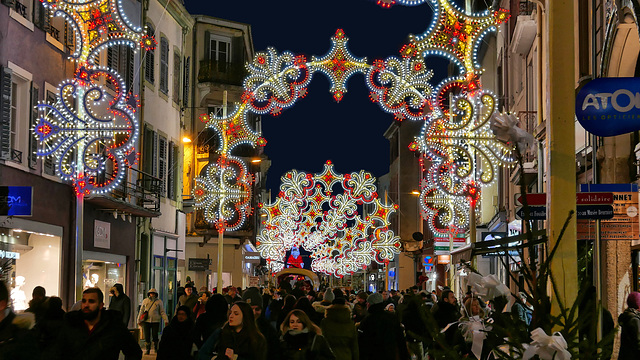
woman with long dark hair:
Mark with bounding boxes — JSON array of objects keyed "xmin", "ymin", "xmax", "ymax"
[
  {"xmin": 280, "ymin": 309, "xmax": 335, "ymax": 360},
  {"xmin": 276, "ymin": 295, "xmax": 297, "ymax": 331},
  {"xmin": 215, "ymin": 302, "xmax": 267, "ymax": 360}
]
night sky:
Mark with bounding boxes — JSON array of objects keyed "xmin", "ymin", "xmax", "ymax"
[{"xmin": 183, "ymin": 0, "xmax": 450, "ymax": 193}]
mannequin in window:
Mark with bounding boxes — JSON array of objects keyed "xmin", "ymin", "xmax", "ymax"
[
  {"xmin": 10, "ymin": 276, "xmax": 27, "ymax": 311},
  {"xmin": 85, "ymin": 274, "xmax": 99, "ymax": 289}
]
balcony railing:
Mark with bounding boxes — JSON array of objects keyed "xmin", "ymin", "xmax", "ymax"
[
  {"xmin": 10, "ymin": 148, "xmax": 22, "ymax": 163},
  {"xmin": 14, "ymin": 1, "xmax": 27, "ymax": 18},
  {"xmin": 197, "ymin": 60, "xmax": 245, "ymax": 86},
  {"xmin": 93, "ymin": 167, "xmax": 161, "ymax": 214}
]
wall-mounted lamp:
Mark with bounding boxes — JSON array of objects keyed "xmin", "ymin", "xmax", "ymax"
[{"xmin": 182, "ymin": 137, "xmax": 192, "ymax": 143}]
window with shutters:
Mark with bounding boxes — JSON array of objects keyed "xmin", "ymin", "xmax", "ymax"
[
  {"xmin": 183, "ymin": 57, "xmax": 190, "ymax": 106},
  {"xmin": 33, "ymin": 0, "xmax": 48, "ymax": 30},
  {"xmin": 172, "ymin": 52, "xmax": 180, "ymax": 104},
  {"xmin": 43, "ymin": 90, "xmax": 56, "ymax": 175},
  {"xmin": 2, "ymin": 72, "xmax": 30, "ymax": 164},
  {"xmin": 10, "ymin": 83, "xmax": 17, "ymax": 154},
  {"xmin": 0, "ymin": 67, "xmax": 11, "ymax": 160},
  {"xmin": 210, "ymin": 36, "xmax": 231, "ymax": 73},
  {"xmin": 208, "ymin": 105, "xmax": 225, "ymax": 118},
  {"xmin": 158, "ymin": 136, "xmax": 167, "ymax": 195},
  {"xmin": 159, "ymin": 38, "xmax": 169, "ymax": 94},
  {"xmin": 107, "ymin": 45, "xmax": 135, "ymax": 91},
  {"xmin": 145, "ymin": 24, "xmax": 155, "ymax": 84},
  {"xmin": 28, "ymin": 85, "xmax": 39, "ymax": 169},
  {"xmin": 167, "ymin": 141, "xmax": 179, "ymax": 200}
]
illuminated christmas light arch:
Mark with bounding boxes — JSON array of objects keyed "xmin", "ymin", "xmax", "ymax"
[
  {"xmin": 33, "ymin": 0, "xmax": 147, "ymax": 195},
  {"xmin": 198, "ymin": 0, "xmax": 515, "ymax": 238},
  {"xmin": 256, "ymin": 161, "xmax": 400, "ymax": 277}
]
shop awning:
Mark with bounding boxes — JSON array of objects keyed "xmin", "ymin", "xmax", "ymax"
[{"xmin": 450, "ymin": 229, "xmax": 546, "ymax": 265}]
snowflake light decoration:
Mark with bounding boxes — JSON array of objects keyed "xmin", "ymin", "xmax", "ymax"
[
  {"xmin": 192, "ymin": 156, "xmax": 253, "ymax": 232},
  {"xmin": 256, "ymin": 161, "xmax": 400, "ymax": 277},
  {"xmin": 33, "ymin": 0, "xmax": 147, "ymax": 195}
]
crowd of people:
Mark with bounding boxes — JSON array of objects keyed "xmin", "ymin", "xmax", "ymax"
[{"xmin": 1, "ymin": 278, "xmax": 640, "ymax": 360}]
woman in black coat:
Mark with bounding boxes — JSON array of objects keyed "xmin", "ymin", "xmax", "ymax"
[
  {"xmin": 215, "ymin": 302, "xmax": 267, "ymax": 360},
  {"xmin": 280, "ymin": 309, "xmax": 335, "ymax": 360},
  {"xmin": 320, "ymin": 298, "xmax": 358, "ymax": 360},
  {"xmin": 193, "ymin": 294, "xmax": 228, "ymax": 348},
  {"xmin": 156, "ymin": 305, "xmax": 195, "ymax": 360},
  {"xmin": 618, "ymin": 292, "xmax": 640, "ymax": 360}
]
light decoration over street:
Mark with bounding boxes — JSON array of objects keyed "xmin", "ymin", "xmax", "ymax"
[
  {"xmin": 192, "ymin": 155, "xmax": 253, "ymax": 231},
  {"xmin": 256, "ymin": 161, "xmax": 401, "ymax": 276},
  {"xmin": 198, "ymin": 0, "xmax": 514, "ymax": 238},
  {"xmin": 33, "ymin": 0, "xmax": 146, "ymax": 195}
]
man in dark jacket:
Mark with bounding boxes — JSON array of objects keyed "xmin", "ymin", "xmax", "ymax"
[
  {"xmin": 0, "ymin": 280, "xmax": 40, "ymax": 360},
  {"xmin": 243, "ymin": 287, "xmax": 281, "ymax": 360},
  {"xmin": 108, "ymin": 283, "xmax": 131, "ymax": 326},
  {"xmin": 358, "ymin": 292, "xmax": 410, "ymax": 360},
  {"xmin": 432, "ymin": 289, "xmax": 460, "ymax": 347},
  {"xmin": 224, "ymin": 286, "xmax": 243, "ymax": 304},
  {"xmin": 52, "ymin": 287, "xmax": 142, "ymax": 360},
  {"xmin": 322, "ymin": 298, "xmax": 359, "ymax": 360},
  {"xmin": 177, "ymin": 283, "xmax": 199, "ymax": 320}
]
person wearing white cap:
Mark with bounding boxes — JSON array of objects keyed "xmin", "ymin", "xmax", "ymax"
[{"xmin": 137, "ymin": 288, "xmax": 169, "ymax": 355}]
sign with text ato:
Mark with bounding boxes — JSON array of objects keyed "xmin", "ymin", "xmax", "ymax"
[{"xmin": 576, "ymin": 77, "xmax": 640, "ymax": 136}]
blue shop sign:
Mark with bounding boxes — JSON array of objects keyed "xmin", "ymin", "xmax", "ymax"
[
  {"xmin": 0, "ymin": 186, "xmax": 33, "ymax": 216},
  {"xmin": 576, "ymin": 77, "xmax": 640, "ymax": 137}
]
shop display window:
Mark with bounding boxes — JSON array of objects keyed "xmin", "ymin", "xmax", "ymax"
[{"xmin": 82, "ymin": 260, "xmax": 126, "ymax": 298}]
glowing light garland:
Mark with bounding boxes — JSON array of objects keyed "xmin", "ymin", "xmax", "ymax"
[
  {"xmin": 256, "ymin": 161, "xmax": 400, "ymax": 277},
  {"xmin": 33, "ymin": 0, "xmax": 146, "ymax": 195}
]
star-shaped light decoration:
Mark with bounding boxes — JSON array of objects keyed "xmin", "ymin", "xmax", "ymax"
[
  {"xmin": 256, "ymin": 162, "xmax": 400, "ymax": 277},
  {"xmin": 309, "ymin": 29, "xmax": 368, "ymax": 102},
  {"xmin": 200, "ymin": 102, "xmax": 267, "ymax": 154}
]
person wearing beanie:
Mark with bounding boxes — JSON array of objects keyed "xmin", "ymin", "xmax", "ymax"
[
  {"xmin": 242, "ymin": 287, "xmax": 281, "ymax": 360},
  {"xmin": 352, "ymin": 291, "xmax": 368, "ymax": 323},
  {"xmin": 618, "ymin": 291, "xmax": 640, "ymax": 359},
  {"xmin": 156, "ymin": 305, "xmax": 195, "ymax": 360},
  {"xmin": 312, "ymin": 289, "xmax": 335, "ymax": 315}
]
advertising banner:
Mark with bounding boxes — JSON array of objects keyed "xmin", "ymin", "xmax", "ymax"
[{"xmin": 577, "ymin": 192, "xmax": 639, "ymax": 240}]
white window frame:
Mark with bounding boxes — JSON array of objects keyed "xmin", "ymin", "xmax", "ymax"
[{"xmin": 210, "ymin": 34, "xmax": 231, "ymax": 63}]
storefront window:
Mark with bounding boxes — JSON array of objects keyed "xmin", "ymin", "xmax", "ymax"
[
  {"xmin": 82, "ymin": 260, "xmax": 126, "ymax": 298},
  {"xmin": 1, "ymin": 230, "xmax": 61, "ymax": 311}
]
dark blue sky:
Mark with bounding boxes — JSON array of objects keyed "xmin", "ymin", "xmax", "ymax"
[{"xmin": 183, "ymin": 0, "xmax": 446, "ymax": 192}]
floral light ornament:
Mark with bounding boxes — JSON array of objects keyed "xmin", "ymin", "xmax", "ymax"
[
  {"xmin": 192, "ymin": 156, "xmax": 253, "ymax": 232},
  {"xmin": 33, "ymin": 0, "xmax": 148, "ymax": 195},
  {"xmin": 256, "ymin": 161, "xmax": 401, "ymax": 276}
]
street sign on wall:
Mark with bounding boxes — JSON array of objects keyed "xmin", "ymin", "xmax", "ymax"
[
  {"xmin": 576, "ymin": 77, "xmax": 640, "ymax": 137},
  {"xmin": 577, "ymin": 184, "xmax": 639, "ymax": 240},
  {"xmin": 188, "ymin": 258, "xmax": 212, "ymax": 271},
  {"xmin": 515, "ymin": 205, "xmax": 546, "ymax": 220}
]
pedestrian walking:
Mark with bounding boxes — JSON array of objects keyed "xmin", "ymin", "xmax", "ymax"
[
  {"xmin": 51, "ymin": 287, "xmax": 141, "ymax": 360},
  {"xmin": 321, "ymin": 297, "xmax": 358, "ymax": 360},
  {"xmin": 194, "ymin": 293, "xmax": 229, "ymax": 348},
  {"xmin": 26, "ymin": 286, "xmax": 48, "ymax": 324},
  {"xmin": 137, "ymin": 288, "xmax": 169, "ymax": 354},
  {"xmin": 108, "ymin": 283, "xmax": 131, "ymax": 326},
  {"xmin": 0, "ymin": 280, "xmax": 40, "ymax": 360},
  {"xmin": 357, "ymin": 292, "xmax": 410, "ymax": 360},
  {"xmin": 352, "ymin": 291, "xmax": 368, "ymax": 324},
  {"xmin": 178, "ymin": 283, "xmax": 200, "ymax": 320},
  {"xmin": 215, "ymin": 302, "xmax": 267, "ymax": 360},
  {"xmin": 432, "ymin": 289, "xmax": 460, "ymax": 347},
  {"xmin": 618, "ymin": 292, "xmax": 640, "ymax": 360},
  {"xmin": 243, "ymin": 287, "xmax": 282, "ymax": 360},
  {"xmin": 313, "ymin": 288, "xmax": 335, "ymax": 316},
  {"xmin": 157, "ymin": 305, "xmax": 196, "ymax": 360},
  {"xmin": 224, "ymin": 286, "xmax": 243, "ymax": 304},
  {"xmin": 294, "ymin": 295, "xmax": 323, "ymax": 325},
  {"xmin": 277, "ymin": 295, "xmax": 297, "ymax": 331},
  {"xmin": 280, "ymin": 309, "xmax": 335, "ymax": 360},
  {"xmin": 36, "ymin": 296, "xmax": 65, "ymax": 356},
  {"xmin": 193, "ymin": 289, "xmax": 211, "ymax": 319},
  {"xmin": 402, "ymin": 293, "xmax": 428, "ymax": 360}
]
